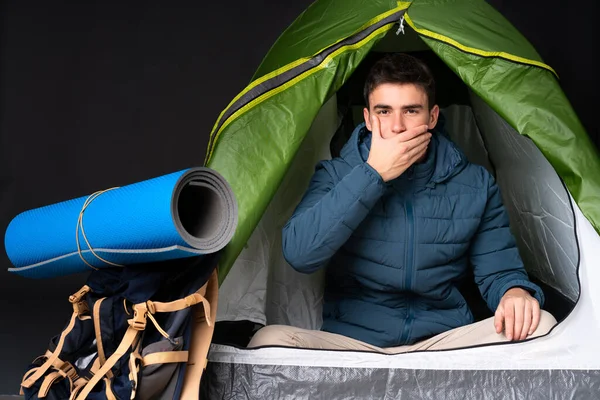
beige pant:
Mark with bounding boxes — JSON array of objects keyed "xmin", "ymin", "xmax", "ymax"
[{"xmin": 248, "ymin": 310, "xmax": 557, "ymax": 353}]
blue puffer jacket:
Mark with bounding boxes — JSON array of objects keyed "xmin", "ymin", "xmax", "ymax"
[{"xmin": 282, "ymin": 122, "xmax": 544, "ymax": 348}]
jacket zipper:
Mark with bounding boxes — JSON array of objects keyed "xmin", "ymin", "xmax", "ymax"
[{"xmin": 399, "ymin": 198, "xmax": 415, "ymax": 344}]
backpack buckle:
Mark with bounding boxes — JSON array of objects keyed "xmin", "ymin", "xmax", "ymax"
[
  {"xmin": 72, "ymin": 301, "xmax": 90, "ymax": 316},
  {"xmin": 69, "ymin": 285, "xmax": 91, "ymax": 316},
  {"xmin": 69, "ymin": 285, "xmax": 91, "ymax": 304},
  {"xmin": 128, "ymin": 304, "xmax": 148, "ymax": 331},
  {"xmin": 58, "ymin": 361, "xmax": 78, "ymax": 381}
]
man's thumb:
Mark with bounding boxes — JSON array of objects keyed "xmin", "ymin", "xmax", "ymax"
[{"xmin": 494, "ymin": 308, "xmax": 504, "ymax": 334}]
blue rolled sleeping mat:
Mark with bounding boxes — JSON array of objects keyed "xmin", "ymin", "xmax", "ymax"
[{"xmin": 4, "ymin": 167, "xmax": 238, "ymax": 279}]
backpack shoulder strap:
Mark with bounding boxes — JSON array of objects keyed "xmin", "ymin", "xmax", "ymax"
[
  {"xmin": 180, "ymin": 267, "xmax": 219, "ymax": 400},
  {"xmin": 21, "ymin": 285, "xmax": 91, "ymax": 390},
  {"xmin": 75, "ymin": 302, "xmax": 147, "ymax": 400}
]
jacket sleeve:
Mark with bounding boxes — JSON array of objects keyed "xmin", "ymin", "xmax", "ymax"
[
  {"xmin": 282, "ymin": 161, "xmax": 387, "ymax": 274},
  {"xmin": 469, "ymin": 173, "xmax": 545, "ymax": 312}
]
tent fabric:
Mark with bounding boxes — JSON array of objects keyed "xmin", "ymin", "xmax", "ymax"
[
  {"xmin": 250, "ymin": 0, "xmax": 549, "ymax": 80},
  {"xmin": 404, "ymin": 2, "xmax": 552, "ymax": 71},
  {"xmin": 419, "ymin": 36, "xmax": 600, "ymax": 239},
  {"xmin": 5, "ymin": 167, "xmax": 237, "ymax": 278},
  {"xmin": 201, "ymin": 364, "xmax": 599, "ymax": 399},
  {"xmin": 467, "ymin": 94, "xmax": 579, "ymax": 302},
  {"xmin": 215, "ymin": 95, "xmax": 337, "ymax": 328},
  {"xmin": 250, "ymin": 0, "xmax": 405, "ymax": 80},
  {"xmin": 204, "ymin": 10, "xmax": 405, "ymax": 163}
]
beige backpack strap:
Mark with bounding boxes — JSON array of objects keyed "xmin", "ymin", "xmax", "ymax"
[
  {"xmin": 38, "ymin": 371, "xmax": 61, "ymax": 398},
  {"xmin": 103, "ymin": 377, "xmax": 117, "ymax": 400},
  {"xmin": 27, "ymin": 353, "xmax": 80, "ymax": 397},
  {"xmin": 38, "ymin": 359, "xmax": 79, "ymax": 398},
  {"xmin": 21, "ymin": 285, "xmax": 91, "ymax": 389},
  {"xmin": 147, "ymin": 287, "xmax": 212, "ymax": 322},
  {"xmin": 141, "ymin": 350, "xmax": 189, "ymax": 366},
  {"xmin": 75, "ymin": 302, "xmax": 147, "ymax": 400},
  {"xmin": 92, "ymin": 297, "xmax": 113, "ymax": 379},
  {"xmin": 180, "ymin": 268, "xmax": 219, "ymax": 400},
  {"xmin": 69, "ymin": 378, "xmax": 88, "ymax": 400},
  {"xmin": 127, "ymin": 338, "xmax": 143, "ymax": 400}
]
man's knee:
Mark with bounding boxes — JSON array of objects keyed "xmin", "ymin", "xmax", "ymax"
[{"xmin": 247, "ymin": 325, "xmax": 297, "ymax": 348}]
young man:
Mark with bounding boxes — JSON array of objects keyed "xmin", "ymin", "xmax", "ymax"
[{"xmin": 248, "ymin": 53, "xmax": 556, "ymax": 352}]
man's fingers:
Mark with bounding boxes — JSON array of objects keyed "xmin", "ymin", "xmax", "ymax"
[
  {"xmin": 494, "ymin": 307, "xmax": 504, "ymax": 334},
  {"xmin": 520, "ymin": 301, "xmax": 532, "ymax": 340},
  {"xmin": 401, "ymin": 131, "xmax": 432, "ymax": 156},
  {"xmin": 370, "ymin": 114, "xmax": 382, "ymax": 139},
  {"xmin": 504, "ymin": 302, "xmax": 515, "ymax": 341},
  {"xmin": 406, "ymin": 140, "xmax": 430, "ymax": 162},
  {"xmin": 513, "ymin": 300, "xmax": 524, "ymax": 341},
  {"xmin": 395, "ymin": 124, "xmax": 430, "ymax": 142},
  {"xmin": 529, "ymin": 300, "xmax": 541, "ymax": 335},
  {"xmin": 410, "ymin": 131, "xmax": 433, "ymax": 147}
]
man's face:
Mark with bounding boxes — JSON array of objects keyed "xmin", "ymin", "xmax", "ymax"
[{"xmin": 363, "ymin": 83, "xmax": 439, "ymax": 139}]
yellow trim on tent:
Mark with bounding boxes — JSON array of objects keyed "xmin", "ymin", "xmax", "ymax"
[
  {"xmin": 204, "ymin": 3, "xmax": 410, "ymax": 164},
  {"xmin": 205, "ymin": 22, "xmax": 397, "ymax": 164},
  {"xmin": 403, "ymin": 13, "xmax": 558, "ymax": 77}
]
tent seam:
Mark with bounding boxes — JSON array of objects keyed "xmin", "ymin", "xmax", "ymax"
[
  {"xmin": 205, "ymin": 22, "xmax": 398, "ymax": 164},
  {"xmin": 403, "ymin": 13, "xmax": 558, "ymax": 78}
]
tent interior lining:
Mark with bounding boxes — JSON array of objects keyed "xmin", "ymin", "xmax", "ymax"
[{"xmin": 213, "ymin": 25, "xmax": 579, "ymax": 350}]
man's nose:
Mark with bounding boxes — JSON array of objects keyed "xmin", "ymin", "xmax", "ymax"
[{"xmin": 391, "ymin": 114, "xmax": 405, "ymax": 133}]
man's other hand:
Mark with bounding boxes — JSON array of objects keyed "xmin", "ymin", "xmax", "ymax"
[
  {"xmin": 494, "ymin": 287, "xmax": 541, "ymax": 341},
  {"xmin": 366, "ymin": 115, "xmax": 431, "ymax": 182}
]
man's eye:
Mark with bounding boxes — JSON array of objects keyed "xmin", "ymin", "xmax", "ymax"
[
  {"xmin": 406, "ymin": 109, "xmax": 418, "ymax": 115},
  {"xmin": 376, "ymin": 110, "xmax": 390, "ymax": 115}
]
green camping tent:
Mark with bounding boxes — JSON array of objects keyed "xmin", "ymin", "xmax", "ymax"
[{"xmin": 200, "ymin": 1, "xmax": 600, "ymax": 398}]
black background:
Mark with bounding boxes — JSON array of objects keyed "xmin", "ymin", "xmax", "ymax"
[{"xmin": 0, "ymin": 0, "xmax": 596, "ymax": 393}]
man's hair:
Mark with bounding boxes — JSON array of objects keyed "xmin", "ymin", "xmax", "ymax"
[{"xmin": 363, "ymin": 53, "xmax": 436, "ymax": 109}]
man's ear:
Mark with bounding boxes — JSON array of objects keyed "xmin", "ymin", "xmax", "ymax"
[
  {"xmin": 363, "ymin": 107, "xmax": 372, "ymax": 131},
  {"xmin": 428, "ymin": 105, "xmax": 440, "ymax": 130}
]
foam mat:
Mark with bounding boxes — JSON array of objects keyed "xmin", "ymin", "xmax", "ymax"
[{"xmin": 5, "ymin": 167, "xmax": 237, "ymax": 278}]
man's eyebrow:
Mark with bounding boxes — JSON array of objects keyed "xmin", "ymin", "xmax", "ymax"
[
  {"xmin": 373, "ymin": 104, "xmax": 392, "ymax": 110},
  {"xmin": 372, "ymin": 104, "xmax": 424, "ymax": 110},
  {"xmin": 402, "ymin": 104, "xmax": 424, "ymax": 110}
]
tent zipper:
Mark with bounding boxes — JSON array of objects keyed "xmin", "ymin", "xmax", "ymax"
[
  {"xmin": 205, "ymin": 8, "xmax": 408, "ymax": 164},
  {"xmin": 399, "ymin": 198, "xmax": 415, "ymax": 344}
]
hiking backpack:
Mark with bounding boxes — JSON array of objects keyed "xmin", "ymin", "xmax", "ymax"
[{"xmin": 18, "ymin": 253, "xmax": 220, "ymax": 400}]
